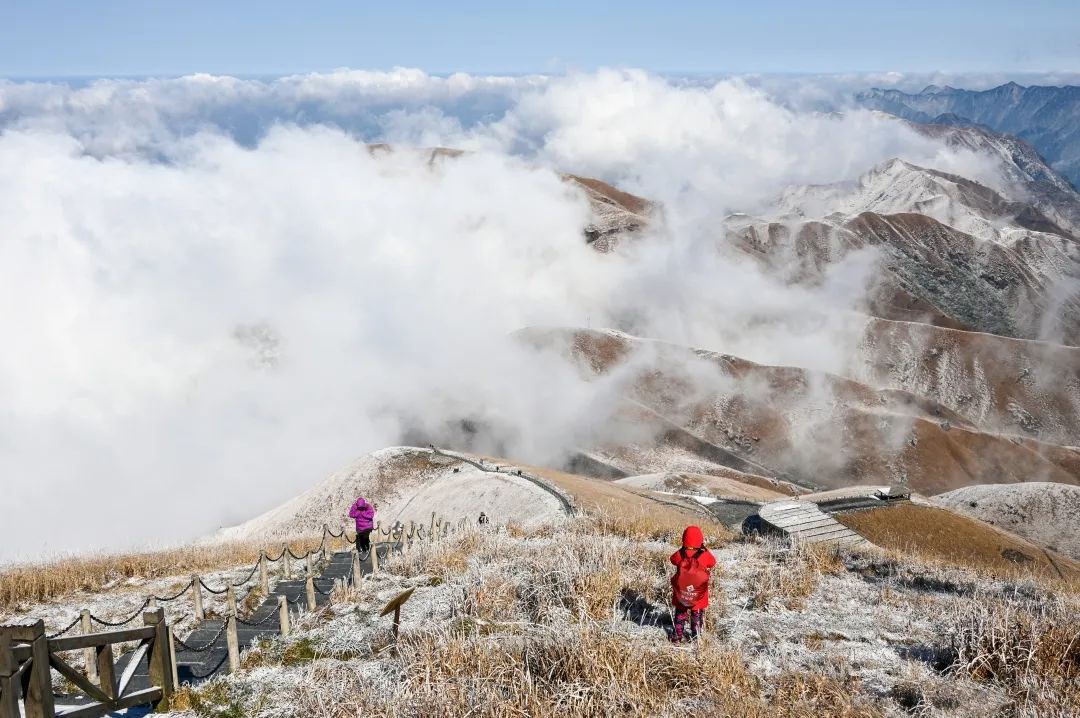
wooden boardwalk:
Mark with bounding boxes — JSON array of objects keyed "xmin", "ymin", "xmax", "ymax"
[
  {"xmin": 172, "ymin": 549, "xmax": 369, "ymax": 684},
  {"xmin": 3, "ymin": 515, "xmax": 453, "ymax": 718},
  {"xmin": 49, "ymin": 546, "xmax": 391, "ymax": 715},
  {"xmin": 758, "ymin": 500, "xmax": 871, "ymax": 548}
]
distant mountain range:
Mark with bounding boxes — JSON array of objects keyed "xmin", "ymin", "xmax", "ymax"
[{"xmin": 857, "ymin": 82, "xmax": 1080, "ymax": 188}]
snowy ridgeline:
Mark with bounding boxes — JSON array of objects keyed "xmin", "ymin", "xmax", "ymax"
[{"xmin": 216, "ymin": 447, "xmax": 566, "ymax": 542}]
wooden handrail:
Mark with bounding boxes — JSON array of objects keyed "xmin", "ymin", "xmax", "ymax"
[
  {"xmin": 48, "ymin": 626, "xmax": 155, "ymax": 653},
  {"xmin": 1, "ymin": 512, "xmax": 455, "ymax": 718},
  {"xmin": 0, "ymin": 609, "xmax": 173, "ymax": 718}
]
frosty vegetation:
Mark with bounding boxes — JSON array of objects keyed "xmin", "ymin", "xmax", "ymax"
[{"xmin": 151, "ymin": 516, "xmax": 1078, "ymax": 718}]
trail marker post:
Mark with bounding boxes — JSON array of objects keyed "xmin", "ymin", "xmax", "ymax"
[
  {"xmin": 305, "ymin": 575, "xmax": 316, "ymax": 612},
  {"xmin": 192, "ymin": 576, "xmax": 204, "ymax": 621},
  {"xmin": 277, "ymin": 596, "xmax": 290, "ymax": 637},
  {"xmin": 351, "ymin": 551, "xmax": 363, "ymax": 589},
  {"xmin": 225, "ymin": 615, "xmax": 239, "ymax": 674}
]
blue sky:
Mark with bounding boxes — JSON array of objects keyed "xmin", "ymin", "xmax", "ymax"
[{"xmin": 3, "ymin": 0, "xmax": 1079, "ymax": 77}]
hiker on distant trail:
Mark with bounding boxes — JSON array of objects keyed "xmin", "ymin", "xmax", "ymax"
[
  {"xmin": 478, "ymin": 512, "xmax": 489, "ymax": 526},
  {"xmin": 349, "ymin": 496, "xmax": 377, "ymax": 554},
  {"xmin": 669, "ymin": 525, "xmax": 716, "ymax": 643}
]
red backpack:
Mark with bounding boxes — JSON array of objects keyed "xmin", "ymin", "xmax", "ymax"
[{"xmin": 672, "ymin": 547, "xmax": 710, "ymax": 607}]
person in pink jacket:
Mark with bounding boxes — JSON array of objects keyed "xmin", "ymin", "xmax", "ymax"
[{"xmin": 348, "ymin": 497, "xmax": 377, "ymax": 553}]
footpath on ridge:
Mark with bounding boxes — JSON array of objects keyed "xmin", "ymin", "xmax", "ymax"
[{"xmin": 49, "ymin": 538, "xmax": 402, "ymax": 714}]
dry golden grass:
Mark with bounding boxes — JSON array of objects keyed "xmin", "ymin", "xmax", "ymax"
[
  {"xmin": 0, "ymin": 536, "xmax": 327, "ymax": 611},
  {"xmin": 836, "ymin": 503, "xmax": 1080, "ymax": 583},
  {"xmin": 951, "ymin": 594, "xmax": 1080, "ymax": 715},
  {"xmin": 384, "ymin": 515, "xmax": 696, "ymax": 626},
  {"xmin": 287, "ymin": 622, "xmax": 881, "ymax": 718},
  {"xmin": 749, "ymin": 540, "xmax": 846, "ymax": 611},
  {"xmin": 512, "ymin": 461, "xmax": 734, "ymax": 541}
]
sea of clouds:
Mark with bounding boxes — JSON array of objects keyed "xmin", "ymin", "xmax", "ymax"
[{"xmin": 0, "ymin": 69, "xmax": 1011, "ymax": 561}]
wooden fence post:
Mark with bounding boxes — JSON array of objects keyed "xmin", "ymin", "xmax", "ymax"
[
  {"xmin": 259, "ymin": 554, "xmax": 269, "ymax": 595},
  {"xmin": 226, "ymin": 585, "xmax": 237, "ymax": 617},
  {"xmin": 277, "ymin": 596, "xmax": 290, "ymax": 638},
  {"xmin": 305, "ymin": 551, "xmax": 313, "ymax": 577},
  {"xmin": 192, "ymin": 576, "xmax": 204, "ymax": 621},
  {"xmin": 166, "ymin": 625, "xmax": 179, "ymax": 691},
  {"xmin": 80, "ymin": 609, "xmax": 98, "ymax": 683},
  {"xmin": 96, "ymin": 641, "xmax": 117, "ymax": 701},
  {"xmin": 0, "ymin": 630, "xmax": 20, "ymax": 718},
  {"xmin": 305, "ymin": 575, "xmax": 316, "ymax": 612},
  {"xmin": 371, "ymin": 542, "xmax": 380, "ymax": 574},
  {"xmin": 144, "ymin": 608, "xmax": 174, "ymax": 703},
  {"xmin": 429, "ymin": 512, "xmax": 436, "ymax": 541},
  {"xmin": 24, "ymin": 620, "xmax": 55, "ymax": 718},
  {"xmin": 351, "ymin": 551, "xmax": 363, "ymax": 590},
  {"xmin": 225, "ymin": 615, "xmax": 239, "ymax": 674}
]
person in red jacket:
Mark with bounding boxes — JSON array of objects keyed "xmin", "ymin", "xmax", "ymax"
[{"xmin": 669, "ymin": 525, "xmax": 717, "ymax": 642}]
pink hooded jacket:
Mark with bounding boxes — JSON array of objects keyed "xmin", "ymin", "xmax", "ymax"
[{"xmin": 348, "ymin": 497, "xmax": 376, "ymax": 532}]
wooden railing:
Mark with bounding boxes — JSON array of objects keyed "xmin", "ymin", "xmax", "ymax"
[
  {"xmin": 0, "ymin": 512, "xmax": 467, "ymax": 717},
  {"xmin": 0, "ymin": 609, "xmax": 173, "ymax": 718}
]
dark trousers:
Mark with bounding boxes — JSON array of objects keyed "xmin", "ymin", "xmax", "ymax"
[
  {"xmin": 356, "ymin": 529, "xmax": 372, "ymax": 552},
  {"xmin": 672, "ymin": 606, "xmax": 704, "ymax": 641}
]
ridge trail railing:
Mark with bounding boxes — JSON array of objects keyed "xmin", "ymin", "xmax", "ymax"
[
  {"xmin": 1, "ymin": 609, "xmax": 172, "ymax": 718},
  {"xmin": 1, "ymin": 512, "xmax": 464, "ymax": 717}
]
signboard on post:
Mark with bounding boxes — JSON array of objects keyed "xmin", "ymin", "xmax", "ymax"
[{"xmin": 379, "ymin": 588, "xmax": 416, "ymax": 639}]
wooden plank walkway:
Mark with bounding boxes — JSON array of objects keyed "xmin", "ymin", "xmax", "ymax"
[
  {"xmin": 98, "ymin": 545, "xmax": 392, "ymax": 699},
  {"xmin": 758, "ymin": 500, "xmax": 872, "ymax": 548}
]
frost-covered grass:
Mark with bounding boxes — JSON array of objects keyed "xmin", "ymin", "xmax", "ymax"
[
  {"xmin": 0, "ymin": 535, "xmax": 331, "ymax": 629},
  {"xmin": 154, "ymin": 516, "xmax": 1080, "ymax": 718}
]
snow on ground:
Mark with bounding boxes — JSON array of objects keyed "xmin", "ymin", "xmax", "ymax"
[
  {"xmin": 934, "ymin": 482, "xmax": 1080, "ymax": 560},
  {"xmin": 614, "ymin": 471, "xmax": 785, "ymax": 502},
  {"xmin": 217, "ymin": 447, "xmax": 564, "ymax": 540},
  {"xmin": 775, "ymin": 158, "xmax": 1055, "ymax": 246}
]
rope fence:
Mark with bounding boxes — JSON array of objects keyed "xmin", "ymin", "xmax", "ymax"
[
  {"xmin": 28, "ymin": 511, "xmax": 470, "ymax": 688},
  {"xmin": 45, "ymin": 616, "xmax": 82, "ymax": 639},
  {"xmin": 173, "ymin": 621, "xmax": 229, "ymax": 653},
  {"xmin": 153, "ymin": 579, "xmax": 195, "ymax": 603},
  {"xmin": 236, "ymin": 611, "xmax": 279, "ymax": 628},
  {"xmin": 197, "ymin": 578, "xmax": 229, "ymax": 596},
  {"xmin": 90, "ymin": 597, "xmax": 153, "ymax": 627}
]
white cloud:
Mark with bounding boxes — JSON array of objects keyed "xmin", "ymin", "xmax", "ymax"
[{"xmin": 0, "ymin": 69, "xmax": 1012, "ymax": 561}]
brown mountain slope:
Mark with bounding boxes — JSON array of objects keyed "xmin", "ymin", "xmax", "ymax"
[
  {"xmin": 521, "ymin": 327, "xmax": 1080, "ymax": 495},
  {"xmin": 852, "ymin": 316, "xmax": 1080, "ymax": 445}
]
